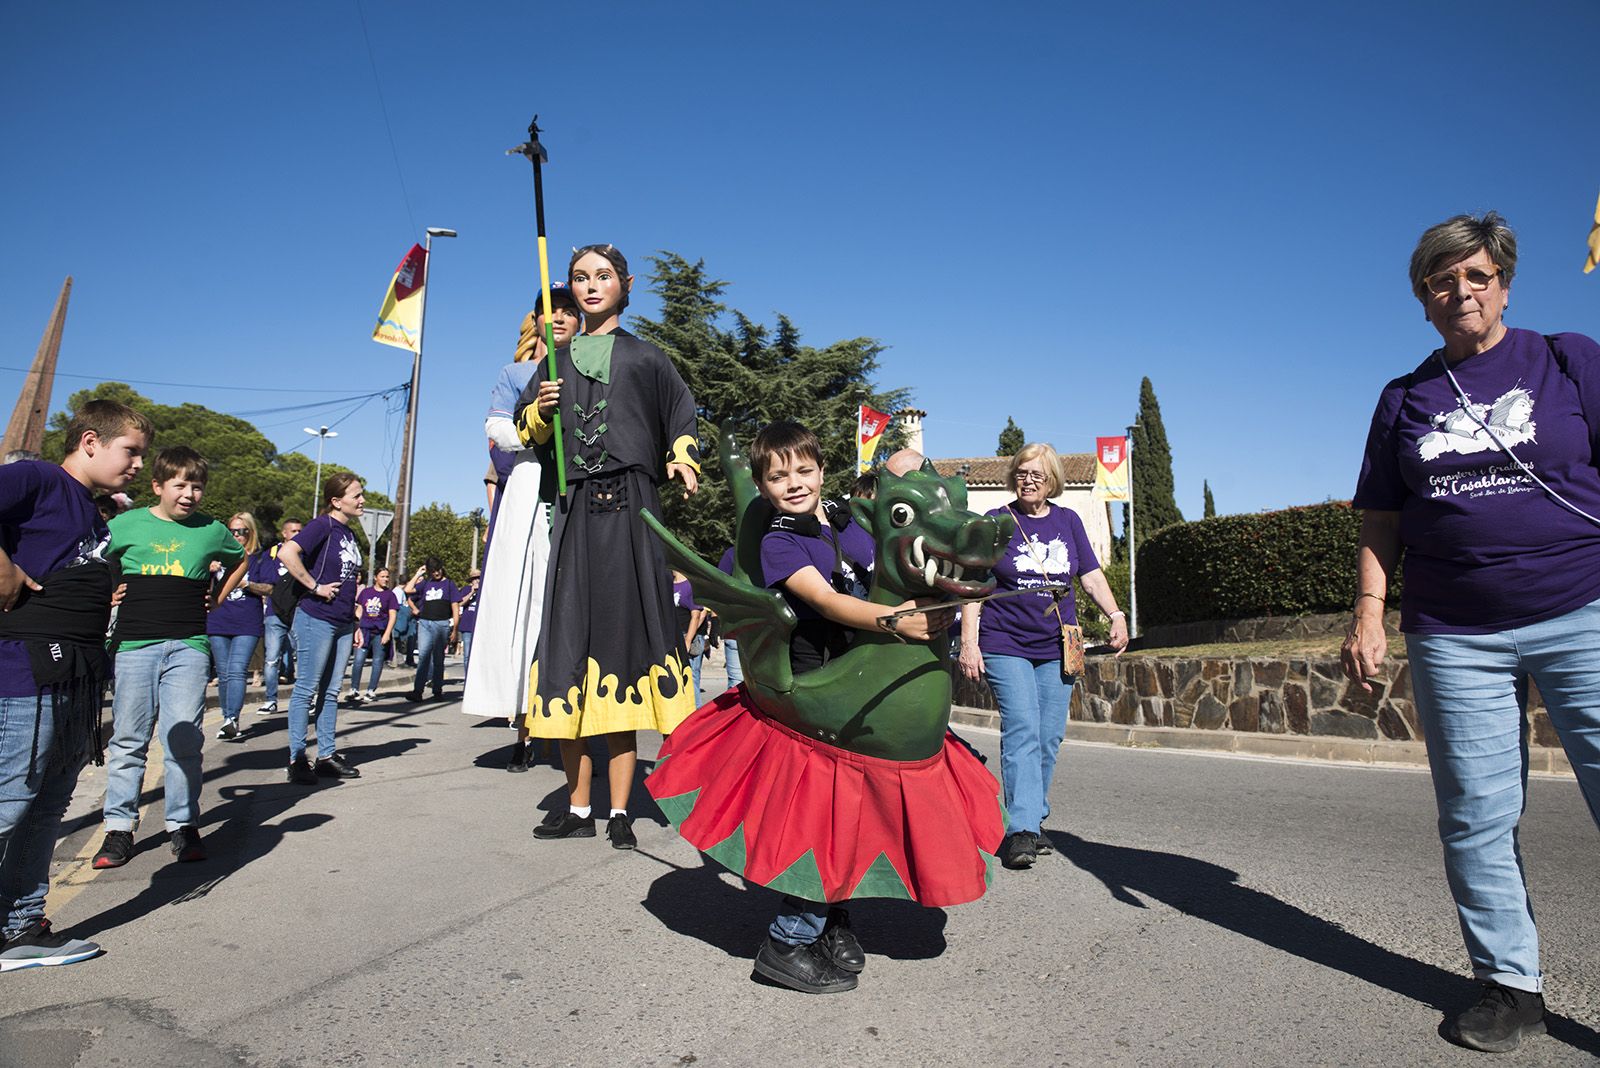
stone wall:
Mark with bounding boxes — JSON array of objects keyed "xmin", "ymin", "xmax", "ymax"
[
  {"xmin": 1133, "ymin": 610, "xmax": 1400, "ymax": 651},
  {"xmin": 952, "ymin": 654, "xmax": 1561, "ymax": 748}
]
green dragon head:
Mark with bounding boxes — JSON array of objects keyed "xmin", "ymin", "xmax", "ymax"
[{"xmin": 850, "ymin": 460, "xmax": 1015, "ymax": 602}]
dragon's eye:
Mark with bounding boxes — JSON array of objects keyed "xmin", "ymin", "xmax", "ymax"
[{"xmin": 889, "ymin": 502, "xmax": 915, "ymax": 528}]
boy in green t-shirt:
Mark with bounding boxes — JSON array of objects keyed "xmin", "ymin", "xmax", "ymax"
[{"xmin": 91, "ymin": 447, "xmax": 245, "ymax": 868}]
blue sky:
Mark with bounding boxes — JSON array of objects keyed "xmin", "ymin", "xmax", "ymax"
[{"xmin": 4, "ymin": 1, "xmax": 1599, "ymax": 523}]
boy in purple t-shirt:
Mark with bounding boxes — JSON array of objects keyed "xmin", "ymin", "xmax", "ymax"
[{"xmin": 0, "ymin": 399, "xmax": 151, "ymax": 971}]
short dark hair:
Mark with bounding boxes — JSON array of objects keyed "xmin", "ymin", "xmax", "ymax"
[
  {"xmin": 851, "ymin": 472, "xmax": 879, "ymax": 500},
  {"xmin": 62, "ymin": 399, "xmax": 154, "ymax": 456},
  {"xmin": 750, "ymin": 420, "xmax": 823, "ymax": 482},
  {"xmin": 424, "ymin": 556, "xmax": 443, "ymax": 573},
  {"xmin": 151, "ymin": 445, "xmax": 208, "ymax": 485}
]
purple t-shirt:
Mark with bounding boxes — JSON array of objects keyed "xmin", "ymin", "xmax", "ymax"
[
  {"xmin": 760, "ymin": 514, "xmax": 876, "ymax": 621},
  {"xmin": 0, "ymin": 461, "xmax": 110, "ymax": 697},
  {"xmin": 206, "ymin": 552, "xmax": 265, "ymax": 638},
  {"xmin": 456, "ymin": 584, "xmax": 479, "ymax": 633},
  {"xmin": 1354, "ymin": 328, "xmax": 1600, "ymax": 634},
  {"xmin": 978, "ymin": 503, "xmax": 1099, "ymax": 660},
  {"xmin": 411, "ymin": 577, "xmax": 460, "ymax": 621},
  {"xmin": 291, "ymin": 515, "xmax": 362, "ymax": 626},
  {"xmin": 356, "ymin": 586, "xmax": 399, "ymax": 631}
]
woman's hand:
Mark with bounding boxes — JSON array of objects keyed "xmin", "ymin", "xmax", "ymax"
[
  {"xmin": 313, "ymin": 581, "xmax": 339, "ymax": 601},
  {"xmin": 353, "ymin": 629, "xmax": 365, "ymax": 649},
  {"xmin": 666, "ymin": 463, "xmax": 698, "ymax": 496},
  {"xmin": 880, "ymin": 599, "xmax": 954, "ymax": 643},
  {"xmin": 1107, "ymin": 614, "xmax": 1130, "ymax": 655},
  {"xmin": 958, "ymin": 641, "xmax": 984, "ymax": 680},
  {"xmin": 535, "ymin": 378, "xmax": 562, "ymax": 420},
  {"xmin": 1340, "ymin": 611, "xmax": 1388, "ymax": 691}
]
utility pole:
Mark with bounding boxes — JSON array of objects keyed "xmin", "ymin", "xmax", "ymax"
[
  {"xmin": 3, "ymin": 277, "xmax": 71, "ymax": 457},
  {"xmin": 389, "ymin": 227, "xmax": 456, "ymax": 574},
  {"xmin": 1125, "ymin": 422, "xmax": 1140, "ymax": 638}
]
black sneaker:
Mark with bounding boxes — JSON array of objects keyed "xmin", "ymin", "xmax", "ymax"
[
  {"xmin": 0, "ymin": 919, "xmax": 102, "ymax": 972},
  {"xmin": 533, "ymin": 811, "xmax": 596, "ymax": 839},
  {"xmin": 216, "ymin": 720, "xmax": 241, "ymax": 741},
  {"xmin": 315, "ymin": 755, "xmax": 361, "ymax": 779},
  {"xmin": 1448, "ymin": 981, "xmax": 1546, "ymax": 1052},
  {"xmin": 752, "ymin": 936, "xmax": 858, "ymax": 994},
  {"xmin": 506, "ymin": 741, "xmax": 530, "ymax": 773},
  {"xmin": 820, "ymin": 907, "xmax": 865, "ymax": 973},
  {"xmin": 1033, "ymin": 829, "xmax": 1054, "ymax": 855},
  {"xmin": 606, "ymin": 814, "xmax": 637, "ymax": 850},
  {"xmin": 91, "ymin": 830, "xmax": 135, "ymax": 870},
  {"xmin": 407, "ymin": 689, "xmax": 423, "ymax": 702},
  {"xmin": 1000, "ymin": 832, "xmax": 1037, "ymax": 870},
  {"xmin": 170, "ymin": 825, "xmax": 206, "ymax": 862},
  {"xmin": 287, "ymin": 754, "xmax": 318, "ymax": 785}
]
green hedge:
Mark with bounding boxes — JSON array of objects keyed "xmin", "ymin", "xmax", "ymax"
[{"xmin": 1137, "ymin": 502, "xmax": 1401, "ymax": 627}]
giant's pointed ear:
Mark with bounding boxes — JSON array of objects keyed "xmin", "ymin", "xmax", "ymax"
[
  {"xmin": 625, "ymin": 274, "xmax": 635, "ymax": 294},
  {"xmin": 849, "ymin": 496, "xmax": 875, "ymax": 537}
]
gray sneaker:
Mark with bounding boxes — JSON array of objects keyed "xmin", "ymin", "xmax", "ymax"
[{"xmin": 0, "ymin": 919, "xmax": 102, "ymax": 972}]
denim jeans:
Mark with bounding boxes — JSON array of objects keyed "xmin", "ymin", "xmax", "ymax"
[
  {"xmin": 461, "ymin": 631, "xmax": 474, "ymax": 673},
  {"xmin": 414, "ymin": 618, "xmax": 451, "ymax": 695},
  {"xmin": 262, "ymin": 612, "xmax": 297, "ymax": 706},
  {"xmin": 769, "ymin": 894, "xmax": 828, "ymax": 946},
  {"xmin": 690, "ymin": 652, "xmax": 704, "ymax": 705},
  {"xmin": 210, "ymin": 633, "xmax": 259, "ymax": 726},
  {"xmin": 724, "ymin": 638, "xmax": 743, "ymax": 690},
  {"xmin": 1406, "ymin": 597, "xmax": 1600, "ymax": 993},
  {"xmin": 984, "ymin": 653, "xmax": 1073, "ymax": 835},
  {"xmin": 287, "ymin": 610, "xmax": 354, "ymax": 762},
  {"xmin": 0, "ymin": 693, "xmax": 91, "ymax": 938},
  {"xmin": 349, "ymin": 631, "xmax": 387, "ymax": 692},
  {"xmin": 104, "ymin": 640, "xmax": 210, "ymax": 832}
]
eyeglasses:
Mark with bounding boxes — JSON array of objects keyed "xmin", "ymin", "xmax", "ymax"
[
  {"xmin": 1015, "ymin": 471, "xmax": 1049, "ymax": 485},
  {"xmin": 1422, "ymin": 265, "xmax": 1501, "ymax": 297},
  {"xmin": 228, "ymin": 528, "xmax": 248, "ymax": 536}
]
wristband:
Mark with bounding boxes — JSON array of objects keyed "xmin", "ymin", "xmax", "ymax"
[
  {"xmin": 1108, "ymin": 610, "xmax": 1126, "ymax": 620},
  {"xmin": 1354, "ymin": 592, "xmax": 1385, "ymax": 609}
]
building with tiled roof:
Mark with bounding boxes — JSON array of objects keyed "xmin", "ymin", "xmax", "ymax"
[{"xmin": 927, "ymin": 453, "xmax": 1111, "ymax": 567}]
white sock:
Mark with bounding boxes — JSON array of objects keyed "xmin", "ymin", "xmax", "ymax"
[
  {"xmin": 570, "ymin": 804, "xmax": 592, "ymax": 818},
  {"xmin": 610, "ymin": 809, "xmax": 628, "ymax": 819}
]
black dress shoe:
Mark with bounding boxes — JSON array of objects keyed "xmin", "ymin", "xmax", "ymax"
[
  {"xmin": 752, "ymin": 936, "xmax": 858, "ymax": 994},
  {"xmin": 819, "ymin": 907, "xmax": 865, "ymax": 973},
  {"xmin": 315, "ymin": 755, "xmax": 361, "ymax": 779},
  {"xmin": 506, "ymin": 741, "xmax": 530, "ymax": 773},
  {"xmin": 287, "ymin": 755, "xmax": 317, "ymax": 785},
  {"xmin": 532, "ymin": 811, "xmax": 595, "ymax": 839},
  {"xmin": 407, "ymin": 690, "xmax": 423, "ymax": 703}
]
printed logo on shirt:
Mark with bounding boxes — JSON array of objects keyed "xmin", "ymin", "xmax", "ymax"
[
  {"xmin": 337, "ymin": 536, "xmax": 362, "ymax": 581},
  {"xmin": 1011, "ymin": 534, "xmax": 1070, "ymax": 595},
  {"xmin": 66, "ymin": 530, "xmax": 111, "ymax": 568},
  {"xmin": 1418, "ymin": 387, "xmax": 1536, "ymax": 462},
  {"xmin": 140, "ymin": 538, "xmax": 189, "ymax": 575}
]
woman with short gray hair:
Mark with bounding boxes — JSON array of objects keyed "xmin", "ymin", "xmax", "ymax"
[{"xmin": 1343, "ymin": 211, "xmax": 1600, "ymax": 1053}]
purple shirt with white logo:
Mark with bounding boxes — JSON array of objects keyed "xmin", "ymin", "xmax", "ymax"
[
  {"xmin": 411, "ymin": 577, "xmax": 460, "ymax": 622},
  {"xmin": 290, "ymin": 515, "xmax": 361, "ymax": 626},
  {"xmin": 1354, "ymin": 328, "xmax": 1600, "ymax": 634},
  {"xmin": 759, "ymin": 514, "xmax": 875, "ymax": 621},
  {"xmin": 206, "ymin": 552, "xmax": 265, "ymax": 638},
  {"xmin": 456, "ymin": 584, "xmax": 479, "ymax": 634},
  {"xmin": 355, "ymin": 587, "xmax": 399, "ymax": 631},
  {"xmin": 978, "ymin": 503, "xmax": 1098, "ymax": 660}
]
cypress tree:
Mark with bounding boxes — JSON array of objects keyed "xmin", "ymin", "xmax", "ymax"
[
  {"xmin": 1131, "ymin": 377, "xmax": 1183, "ymax": 549},
  {"xmin": 1203, "ymin": 480, "xmax": 1216, "ymax": 518},
  {"xmin": 997, "ymin": 416, "xmax": 1025, "ymax": 456}
]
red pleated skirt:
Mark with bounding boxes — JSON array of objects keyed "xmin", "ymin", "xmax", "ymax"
[{"xmin": 646, "ymin": 686, "xmax": 1005, "ymax": 907}]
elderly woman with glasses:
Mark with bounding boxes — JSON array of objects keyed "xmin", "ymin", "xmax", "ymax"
[
  {"xmin": 206, "ymin": 512, "xmax": 269, "ymax": 740},
  {"xmin": 958, "ymin": 443, "xmax": 1128, "ymax": 871},
  {"xmin": 1342, "ymin": 212, "xmax": 1600, "ymax": 1053}
]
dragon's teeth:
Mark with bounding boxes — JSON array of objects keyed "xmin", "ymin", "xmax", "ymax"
[
  {"xmin": 952, "ymin": 562, "xmax": 965, "ymax": 581},
  {"xmin": 911, "ymin": 536, "xmax": 925, "ymax": 568},
  {"xmin": 923, "ymin": 559, "xmax": 938, "ymax": 586}
]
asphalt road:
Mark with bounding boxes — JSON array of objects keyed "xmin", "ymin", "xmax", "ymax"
[{"xmin": 2, "ymin": 662, "xmax": 1597, "ymax": 1067}]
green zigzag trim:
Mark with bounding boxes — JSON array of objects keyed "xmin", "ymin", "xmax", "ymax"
[
  {"xmin": 765, "ymin": 849, "xmax": 826, "ymax": 900},
  {"xmin": 654, "ymin": 786, "xmax": 697, "ymax": 829},
  {"xmin": 852, "ymin": 851, "xmax": 914, "ymax": 900},
  {"xmin": 705, "ymin": 825, "xmax": 748, "ymax": 876}
]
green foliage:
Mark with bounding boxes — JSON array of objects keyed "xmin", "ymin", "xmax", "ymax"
[
  {"xmin": 632, "ymin": 253, "xmax": 911, "ymax": 559},
  {"xmin": 1077, "ymin": 558, "xmax": 1129, "ymax": 642},
  {"xmin": 1203, "ymin": 480, "xmax": 1216, "ymax": 519},
  {"xmin": 41, "ymin": 383, "xmax": 393, "ymax": 542},
  {"xmin": 996, "ymin": 416, "xmax": 1024, "ymax": 457},
  {"xmin": 1138, "ymin": 502, "xmax": 1401, "ymax": 627},
  {"xmin": 397, "ymin": 503, "xmax": 477, "ymax": 581},
  {"xmin": 1131, "ymin": 377, "xmax": 1183, "ymax": 549}
]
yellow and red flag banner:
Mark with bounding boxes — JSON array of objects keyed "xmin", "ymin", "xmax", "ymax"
[
  {"xmin": 1586, "ymin": 189, "xmax": 1600, "ymax": 275},
  {"xmin": 1092, "ymin": 436, "xmax": 1130, "ymax": 501},
  {"xmin": 372, "ymin": 244, "xmax": 429, "ymax": 352},
  {"xmin": 858, "ymin": 405, "xmax": 891, "ymax": 473}
]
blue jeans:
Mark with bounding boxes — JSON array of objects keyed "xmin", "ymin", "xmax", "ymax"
[
  {"xmin": 984, "ymin": 653, "xmax": 1073, "ymax": 835},
  {"xmin": 1406, "ymin": 597, "xmax": 1600, "ymax": 993},
  {"xmin": 287, "ymin": 611, "xmax": 354, "ymax": 762},
  {"xmin": 690, "ymin": 652, "xmax": 704, "ymax": 704},
  {"xmin": 413, "ymin": 618, "xmax": 450, "ymax": 695},
  {"xmin": 104, "ymin": 640, "xmax": 210, "ymax": 832},
  {"xmin": 724, "ymin": 638, "xmax": 743, "ymax": 690},
  {"xmin": 210, "ymin": 633, "xmax": 259, "ymax": 726},
  {"xmin": 350, "ymin": 631, "xmax": 387, "ymax": 692},
  {"xmin": 461, "ymin": 631, "xmax": 474, "ymax": 672},
  {"xmin": 769, "ymin": 895, "xmax": 828, "ymax": 946},
  {"xmin": 0, "ymin": 693, "xmax": 91, "ymax": 938},
  {"xmin": 262, "ymin": 612, "xmax": 296, "ymax": 706}
]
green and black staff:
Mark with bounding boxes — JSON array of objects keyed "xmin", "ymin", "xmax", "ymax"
[{"xmin": 507, "ymin": 115, "xmax": 569, "ymax": 497}]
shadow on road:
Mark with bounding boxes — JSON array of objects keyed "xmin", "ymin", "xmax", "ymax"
[
  {"xmin": 1051, "ymin": 831, "xmax": 1600, "ymax": 1057},
  {"xmin": 640, "ymin": 853, "xmax": 948, "ymax": 961}
]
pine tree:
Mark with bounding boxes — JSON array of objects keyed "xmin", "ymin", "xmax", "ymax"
[
  {"xmin": 632, "ymin": 253, "xmax": 910, "ymax": 559},
  {"xmin": 997, "ymin": 417, "xmax": 1024, "ymax": 456},
  {"xmin": 1203, "ymin": 480, "xmax": 1216, "ymax": 519},
  {"xmin": 1131, "ymin": 377, "xmax": 1183, "ymax": 550}
]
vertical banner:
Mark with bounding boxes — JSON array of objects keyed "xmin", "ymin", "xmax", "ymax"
[
  {"xmin": 1093, "ymin": 436, "xmax": 1130, "ymax": 501},
  {"xmin": 372, "ymin": 244, "xmax": 429, "ymax": 352},
  {"xmin": 1587, "ymin": 189, "xmax": 1600, "ymax": 275},
  {"xmin": 858, "ymin": 405, "xmax": 891, "ymax": 473}
]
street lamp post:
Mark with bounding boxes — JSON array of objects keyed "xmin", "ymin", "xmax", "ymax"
[
  {"xmin": 304, "ymin": 425, "xmax": 338, "ymax": 517},
  {"xmin": 391, "ymin": 226, "xmax": 457, "ymax": 575},
  {"xmin": 1125, "ymin": 422, "xmax": 1140, "ymax": 639}
]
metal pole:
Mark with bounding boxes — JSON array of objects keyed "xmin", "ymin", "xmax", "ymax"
[
  {"xmin": 1125, "ymin": 423, "xmax": 1138, "ymax": 638},
  {"xmin": 312, "ymin": 432, "xmax": 325, "ymax": 517},
  {"xmin": 394, "ymin": 233, "xmax": 433, "ymax": 575}
]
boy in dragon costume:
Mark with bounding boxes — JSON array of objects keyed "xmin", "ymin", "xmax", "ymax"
[{"xmin": 644, "ymin": 421, "xmax": 1013, "ymax": 994}]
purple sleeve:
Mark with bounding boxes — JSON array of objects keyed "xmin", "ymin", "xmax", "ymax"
[
  {"xmin": 1066, "ymin": 508, "xmax": 1099, "ymax": 574},
  {"xmin": 760, "ymin": 531, "xmax": 818, "ymax": 588},
  {"xmin": 1352, "ymin": 378, "xmax": 1409, "ymax": 510},
  {"xmin": 292, "ymin": 516, "xmax": 331, "ymax": 563},
  {"xmin": 383, "ymin": 590, "xmax": 399, "ymax": 613},
  {"xmin": 0, "ymin": 461, "xmax": 43, "ymax": 523},
  {"xmin": 1549, "ymin": 332, "xmax": 1600, "ymax": 462},
  {"xmin": 717, "ymin": 547, "xmax": 736, "ymax": 575}
]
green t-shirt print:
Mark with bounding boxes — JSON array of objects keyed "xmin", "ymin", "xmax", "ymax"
[{"xmin": 107, "ymin": 508, "xmax": 245, "ymax": 652}]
